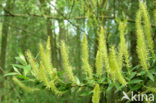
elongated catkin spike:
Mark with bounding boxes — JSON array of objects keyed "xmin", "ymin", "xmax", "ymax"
[
  {"xmin": 140, "ymin": 2, "xmax": 154, "ymax": 54},
  {"xmin": 82, "ymin": 33, "xmax": 93, "ymax": 79},
  {"xmin": 136, "ymin": 10, "xmax": 149, "ymax": 71},
  {"xmin": 92, "ymin": 84, "xmax": 100, "ymax": 103},
  {"xmin": 61, "ymin": 41, "xmax": 76, "ymax": 82},
  {"xmin": 13, "ymin": 77, "xmax": 39, "ymax": 92}
]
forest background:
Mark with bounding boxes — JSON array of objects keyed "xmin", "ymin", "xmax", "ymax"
[{"xmin": 0, "ymin": 0, "xmax": 156, "ymax": 103}]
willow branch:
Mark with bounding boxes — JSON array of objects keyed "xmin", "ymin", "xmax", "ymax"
[{"xmin": 0, "ymin": 13, "xmax": 155, "ymax": 28}]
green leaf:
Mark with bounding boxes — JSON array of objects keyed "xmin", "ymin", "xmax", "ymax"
[
  {"xmin": 13, "ymin": 66, "xmax": 21, "ymax": 75},
  {"xmin": 75, "ymin": 76, "xmax": 81, "ymax": 85},
  {"xmin": 12, "ymin": 64, "xmax": 25, "ymax": 69},
  {"xmin": 4, "ymin": 72, "xmax": 19, "ymax": 77},
  {"xmin": 147, "ymin": 72, "xmax": 154, "ymax": 81},
  {"xmin": 130, "ymin": 84, "xmax": 142, "ymax": 91},
  {"xmin": 23, "ymin": 65, "xmax": 31, "ymax": 76},
  {"xmin": 106, "ymin": 83, "xmax": 114, "ymax": 92},
  {"xmin": 17, "ymin": 75, "xmax": 30, "ymax": 80},
  {"xmin": 80, "ymin": 90, "xmax": 93, "ymax": 96},
  {"xmin": 15, "ymin": 53, "xmax": 27, "ymax": 65},
  {"xmin": 129, "ymin": 79, "xmax": 143, "ymax": 84},
  {"xmin": 129, "ymin": 72, "xmax": 137, "ymax": 80},
  {"xmin": 137, "ymin": 71, "xmax": 146, "ymax": 76},
  {"xmin": 115, "ymin": 84, "xmax": 125, "ymax": 93}
]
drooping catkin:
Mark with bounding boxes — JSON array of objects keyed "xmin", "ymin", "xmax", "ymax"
[
  {"xmin": 109, "ymin": 46, "xmax": 127, "ymax": 86},
  {"xmin": 92, "ymin": 84, "xmax": 100, "ymax": 103},
  {"xmin": 136, "ymin": 10, "xmax": 149, "ymax": 71},
  {"xmin": 82, "ymin": 33, "xmax": 93, "ymax": 79},
  {"xmin": 26, "ymin": 50, "xmax": 39, "ymax": 79},
  {"xmin": 13, "ymin": 77, "xmax": 39, "ymax": 92},
  {"xmin": 140, "ymin": 2, "xmax": 154, "ymax": 54},
  {"xmin": 61, "ymin": 41, "xmax": 76, "ymax": 82}
]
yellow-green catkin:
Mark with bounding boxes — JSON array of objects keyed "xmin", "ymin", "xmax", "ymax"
[
  {"xmin": 118, "ymin": 21, "xmax": 131, "ymax": 73},
  {"xmin": 136, "ymin": 10, "xmax": 149, "ymax": 71},
  {"xmin": 95, "ymin": 50, "xmax": 103, "ymax": 77},
  {"xmin": 154, "ymin": 1, "xmax": 156, "ymax": 25},
  {"xmin": 26, "ymin": 51, "xmax": 39, "ymax": 79},
  {"xmin": 40, "ymin": 62, "xmax": 49, "ymax": 87},
  {"xmin": 45, "ymin": 37, "xmax": 53, "ymax": 77},
  {"xmin": 61, "ymin": 41, "xmax": 76, "ymax": 82},
  {"xmin": 145, "ymin": 86, "xmax": 156, "ymax": 93},
  {"xmin": 82, "ymin": 33, "xmax": 93, "ymax": 79},
  {"xmin": 100, "ymin": 27, "xmax": 110, "ymax": 75},
  {"xmin": 155, "ymin": 4, "xmax": 156, "ymax": 25},
  {"xmin": 95, "ymin": 27, "xmax": 105, "ymax": 77},
  {"xmin": 92, "ymin": 84, "xmax": 100, "ymax": 103},
  {"xmin": 109, "ymin": 46, "xmax": 127, "ymax": 86},
  {"xmin": 40, "ymin": 42, "xmax": 53, "ymax": 77},
  {"xmin": 49, "ymin": 80, "xmax": 63, "ymax": 96},
  {"xmin": 140, "ymin": 2, "xmax": 154, "ymax": 54},
  {"xmin": 13, "ymin": 77, "xmax": 39, "ymax": 92}
]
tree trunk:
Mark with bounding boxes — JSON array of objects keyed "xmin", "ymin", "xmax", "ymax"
[{"xmin": 0, "ymin": 0, "xmax": 13, "ymax": 72}]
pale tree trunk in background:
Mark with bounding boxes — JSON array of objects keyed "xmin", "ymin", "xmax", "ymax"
[
  {"xmin": 58, "ymin": 20, "xmax": 66, "ymax": 69},
  {"xmin": 0, "ymin": 0, "xmax": 14, "ymax": 73},
  {"xmin": 0, "ymin": 0, "xmax": 14, "ymax": 101}
]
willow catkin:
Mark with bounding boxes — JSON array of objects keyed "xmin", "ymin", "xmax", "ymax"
[
  {"xmin": 145, "ymin": 86, "xmax": 156, "ymax": 93},
  {"xmin": 26, "ymin": 50, "xmax": 39, "ymax": 79},
  {"xmin": 136, "ymin": 10, "xmax": 149, "ymax": 71},
  {"xmin": 109, "ymin": 46, "xmax": 127, "ymax": 86},
  {"xmin": 92, "ymin": 84, "xmax": 100, "ymax": 103},
  {"xmin": 61, "ymin": 41, "xmax": 76, "ymax": 83},
  {"xmin": 40, "ymin": 62, "xmax": 49, "ymax": 87},
  {"xmin": 40, "ymin": 43, "xmax": 53, "ymax": 77},
  {"xmin": 140, "ymin": 2, "xmax": 154, "ymax": 54},
  {"xmin": 49, "ymin": 80, "xmax": 63, "ymax": 96},
  {"xmin": 82, "ymin": 33, "xmax": 93, "ymax": 79},
  {"xmin": 100, "ymin": 27, "xmax": 110, "ymax": 75},
  {"xmin": 13, "ymin": 77, "xmax": 39, "ymax": 92},
  {"xmin": 118, "ymin": 21, "xmax": 131, "ymax": 72},
  {"xmin": 95, "ymin": 50, "xmax": 103, "ymax": 77}
]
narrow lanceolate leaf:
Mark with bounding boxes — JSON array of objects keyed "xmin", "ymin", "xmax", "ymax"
[
  {"xmin": 82, "ymin": 33, "xmax": 93, "ymax": 79},
  {"xmin": 13, "ymin": 77, "xmax": 39, "ymax": 92},
  {"xmin": 26, "ymin": 51, "xmax": 39, "ymax": 79},
  {"xmin": 61, "ymin": 41, "xmax": 76, "ymax": 82},
  {"xmin": 136, "ymin": 10, "xmax": 149, "ymax": 71},
  {"xmin": 109, "ymin": 46, "xmax": 127, "ymax": 86},
  {"xmin": 92, "ymin": 84, "xmax": 100, "ymax": 103},
  {"xmin": 140, "ymin": 2, "xmax": 154, "ymax": 54}
]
